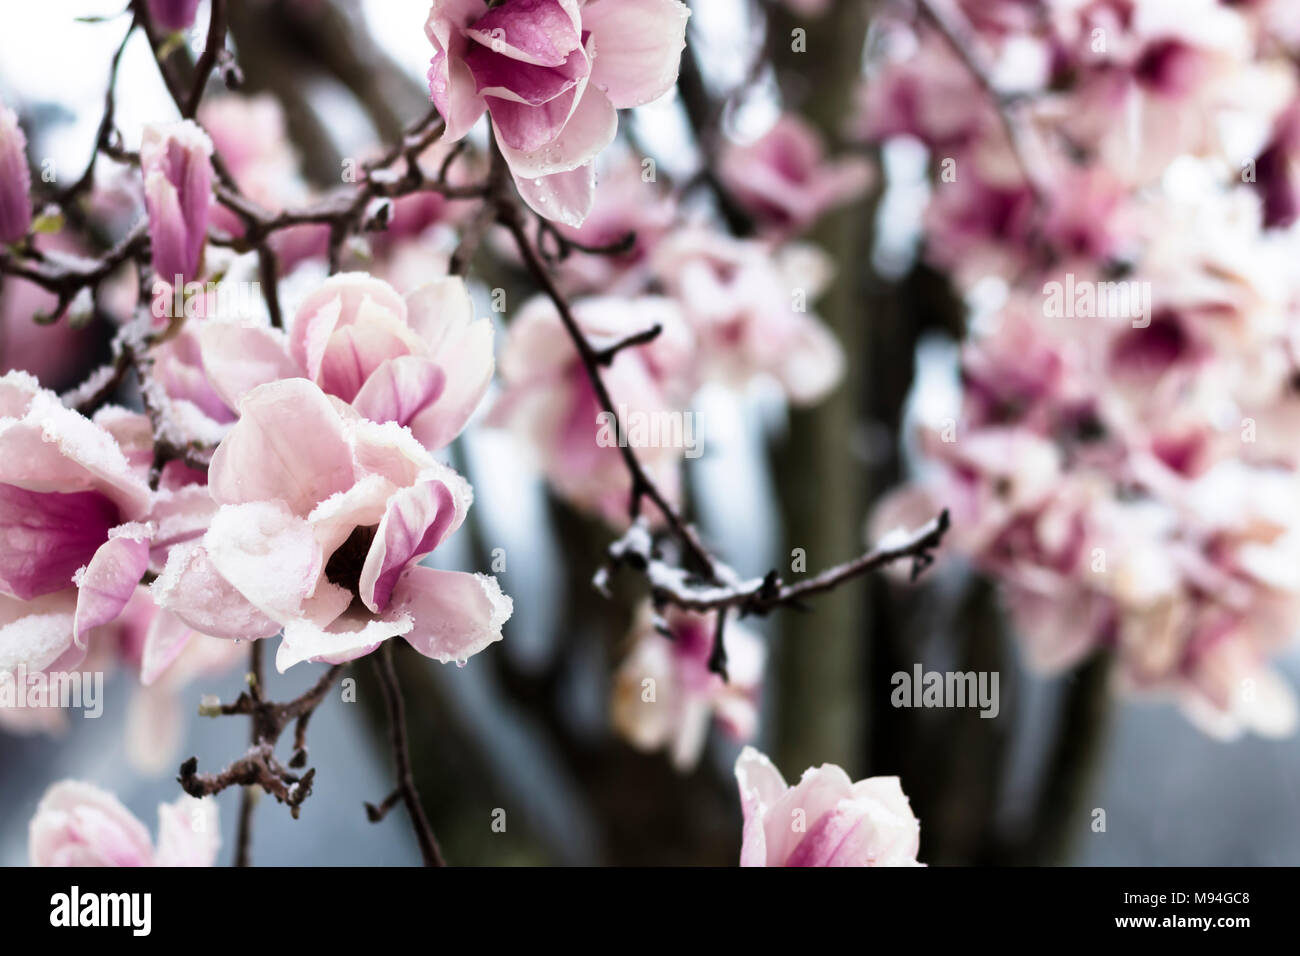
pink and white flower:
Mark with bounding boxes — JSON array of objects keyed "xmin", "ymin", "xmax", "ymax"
[
  {"xmin": 719, "ymin": 115, "xmax": 873, "ymax": 235},
  {"xmin": 734, "ymin": 746, "xmax": 922, "ymax": 867},
  {"xmin": 652, "ymin": 231, "xmax": 844, "ymax": 405},
  {"xmin": 29, "ymin": 780, "xmax": 218, "ymax": 867},
  {"xmin": 425, "ymin": 0, "xmax": 691, "ymax": 226},
  {"xmin": 612, "ymin": 603, "xmax": 764, "ymax": 770},
  {"xmin": 491, "ymin": 293, "xmax": 694, "ymax": 525},
  {"xmin": 141, "ymin": 121, "xmax": 214, "ymax": 288},
  {"xmin": 0, "ymin": 372, "xmax": 154, "ymax": 678},
  {"xmin": 152, "ymin": 377, "xmax": 512, "ymax": 671},
  {"xmin": 195, "ymin": 273, "xmax": 495, "ymax": 454}
]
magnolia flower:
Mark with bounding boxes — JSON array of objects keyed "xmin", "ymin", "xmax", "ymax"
[
  {"xmin": 652, "ymin": 231, "xmax": 844, "ymax": 405},
  {"xmin": 286, "ymin": 274, "xmax": 494, "ymax": 450},
  {"xmin": 612, "ymin": 603, "xmax": 764, "ymax": 770},
  {"xmin": 193, "ymin": 273, "xmax": 495, "ymax": 453},
  {"xmin": 734, "ymin": 746, "xmax": 922, "ymax": 867},
  {"xmin": 29, "ymin": 780, "xmax": 218, "ymax": 867},
  {"xmin": 719, "ymin": 115, "xmax": 873, "ymax": 235},
  {"xmin": 490, "ymin": 293, "xmax": 694, "ymax": 525},
  {"xmin": 141, "ymin": 121, "xmax": 214, "ymax": 287},
  {"xmin": 0, "ymin": 372, "xmax": 154, "ymax": 678},
  {"xmin": 426, "ymin": 0, "xmax": 690, "ymax": 226},
  {"xmin": 0, "ymin": 103, "xmax": 32, "ymax": 244},
  {"xmin": 152, "ymin": 377, "xmax": 511, "ymax": 671}
]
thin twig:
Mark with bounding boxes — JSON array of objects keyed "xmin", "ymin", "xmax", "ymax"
[{"xmin": 371, "ymin": 642, "xmax": 445, "ymax": 866}]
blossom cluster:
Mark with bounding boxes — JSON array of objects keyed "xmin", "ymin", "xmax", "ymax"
[
  {"xmin": 0, "ymin": 0, "xmax": 922, "ymax": 868},
  {"xmin": 865, "ymin": 0, "xmax": 1300, "ymax": 737}
]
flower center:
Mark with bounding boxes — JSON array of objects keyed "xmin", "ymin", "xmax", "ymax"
[{"xmin": 324, "ymin": 524, "xmax": 379, "ymax": 598}]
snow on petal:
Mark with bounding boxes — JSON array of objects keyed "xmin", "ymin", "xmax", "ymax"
[
  {"xmin": 388, "ymin": 566, "xmax": 511, "ymax": 664},
  {"xmin": 72, "ymin": 523, "xmax": 152, "ymax": 647}
]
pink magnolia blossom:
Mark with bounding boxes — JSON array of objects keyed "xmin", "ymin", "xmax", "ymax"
[
  {"xmin": 141, "ymin": 121, "xmax": 214, "ymax": 288},
  {"xmin": 0, "ymin": 372, "xmax": 154, "ymax": 678},
  {"xmin": 491, "ymin": 293, "xmax": 694, "ymax": 525},
  {"xmin": 719, "ymin": 115, "xmax": 874, "ymax": 235},
  {"xmin": 192, "ymin": 273, "xmax": 494, "ymax": 453},
  {"xmin": 652, "ymin": 230, "xmax": 844, "ymax": 405},
  {"xmin": 29, "ymin": 780, "xmax": 218, "ymax": 867},
  {"xmin": 152, "ymin": 377, "xmax": 511, "ymax": 671},
  {"xmin": 0, "ymin": 102, "xmax": 32, "ymax": 244},
  {"xmin": 612, "ymin": 603, "xmax": 764, "ymax": 770},
  {"xmin": 734, "ymin": 746, "xmax": 922, "ymax": 867},
  {"xmin": 425, "ymin": 0, "xmax": 691, "ymax": 226},
  {"xmin": 282, "ymin": 274, "xmax": 494, "ymax": 451}
]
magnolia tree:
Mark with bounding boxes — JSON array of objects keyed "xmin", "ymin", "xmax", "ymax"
[{"xmin": 0, "ymin": 0, "xmax": 1293, "ymax": 868}]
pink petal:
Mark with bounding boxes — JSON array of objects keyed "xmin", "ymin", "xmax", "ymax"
[
  {"xmin": 0, "ymin": 484, "xmax": 120, "ymax": 601},
  {"xmin": 495, "ymin": 84, "xmax": 616, "ymax": 179},
  {"xmin": 208, "ymin": 379, "xmax": 357, "ymax": 516},
  {"xmin": 150, "ymin": 541, "xmax": 282, "ymax": 642},
  {"xmin": 735, "ymin": 746, "xmax": 787, "ymax": 867},
  {"xmin": 72, "ymin": 525, "xmax": 152, "ymax": 647},
  {"xmin": 29, "ymin": 781, "xmax": 155, "ymax": 868},
  {"xmin": 0, "ymin": 374, "xmax": 152, "ymax": 519},
  {"xmin": 467, "ymin": 45, "xmax": 587, "ymax": 109},
  {"xmin": 288, "ymin": 273, "xmax": 409, "ymax": 383},
  {"xmin": 204, "ymin": 501, "xmax": 322, "ymax": 624},
  {"xmin": 425, "ymin": 0, "xmax": 490, "ymax": 142},
  {"xmin": 145, "ymin": 483, "xmax": 217, "ymax": 572},
  {"xmin": 782, "ymin": 780, "xmax": 921, "ymax": 867},
  {"xmin": 510, "ymin": 162, "xmax": 597, "ymax": 227},
  {"xmin": 275, "ymin": 609, "xmax": 414, "ymax": 672},
  {"xmin": 388, "ymin": 566, "xmax": 512, "ymax": 664},
  {"xmin": 351, "ymin": 356, "xmax": 446, "ymax": 429},
  {"xmin": 308, "ymin": 473, "xmax": 398, "ymax": 560},
  {"xmin": 405, "ymin": 279, "xmax": 495, "ymax": 449},
  {"xmin": 140, "ymin": 608, "xmax": 195, "ymax": 686},
  {"xmin": 764, "ymin": 762, "xmax": 855, "ymax": 866},
  {"xmin": 584, "ymin": 0, "xmax": 691, "ymax": 109},
  {"xmin": 196, "ymin": 322, "xmax": 302, "ymax": 412},
  {"xmin": 319, "ymin": 321, "xmax": 420, "ymax": 404},
  {"xmin": 153, "ymin": 795, "xmax": 220, "ymax": 867},
  {"xmin": 0, "ymin": 590, "xmax": 78, "ymax": 675},
  {"xmin": 358, "ymin": 479, "xmax": 459, "ymax": 612},
  {"xmin": 464, "ymin": 0, "xmax": 581, "ymax": 67}
]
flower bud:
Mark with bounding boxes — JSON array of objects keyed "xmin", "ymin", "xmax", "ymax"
[
  {"xmin": 0, "ymin": 104, "xmax": 33, "ymax": 244},
  {"xmin": 141, "ymin": 120, "xmax": 213, "ymax": 287}
]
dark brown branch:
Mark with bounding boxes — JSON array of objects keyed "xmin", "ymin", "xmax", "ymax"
[
  {"xmin": 183, "ymin": 0, "xmax": 228, "ymax": 118},
  {"xmin": 233, "ymin": 640, "xmax": 263, "ymax": 867},
  {"xmin": 600, "ymin": 509, "xmax": 951, "ymax": 617},
  {"xmin": 497, "ymin": 191, "xmax": 719, "ymax": 577},
  {"xmin": 55, "ymin": 13, "xmax": 137, "ymax": 207},
  {"xmin": 371, "ymin": 642, "xmax": 445, "ymax": 867},
  {"xmin": 593, "ymin": 324, "xmax": 664, "ymax": 367},
  {"xmin": 179, "ymin": 660, "xmax": 344, "ymax": 829}
]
